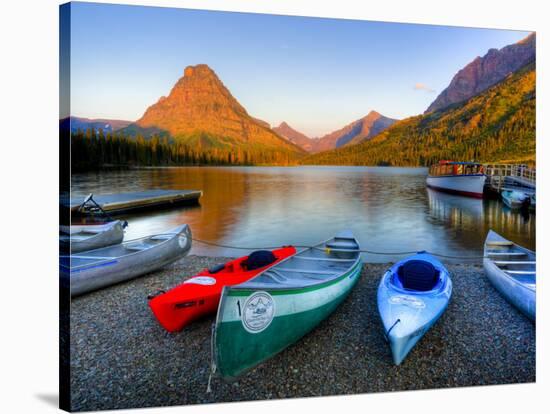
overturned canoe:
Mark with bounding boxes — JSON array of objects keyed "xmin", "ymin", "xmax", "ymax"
[
  {"xmin": 483, "ymin": 230, "xmax": 535, "ymax": 321},
  {"xmin": 61, "ymin": 224, "xmax": 192, "ymax": 297},
  {"xmin": 60, "ymin": 220, "xmax": 125, "ymax": 253},
  {"xmin": 213, "ymin": 230, "xmax": 362, "ymax": 379},
  {"xmin": 149, "ymin": 246, "xmax": 297, "ymax": 332},
  {"xmin": 377, "ymin": 252, "xmax": 452, "ymax": 365}
]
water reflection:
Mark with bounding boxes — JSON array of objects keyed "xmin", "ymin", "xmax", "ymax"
[{"xmin": 71, "ymin": 167, "xmax": 535, "ymax": 262}]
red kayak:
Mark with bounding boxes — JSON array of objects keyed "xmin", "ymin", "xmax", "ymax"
[{"xmin": 148, "ymin": 246, "xmax": 296, "ymax": 332}]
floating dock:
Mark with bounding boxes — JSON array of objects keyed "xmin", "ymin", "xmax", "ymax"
[
  {"xmin": 69, "ymin": 189, "xmax": 202, "ymax": 215},
  {"xmin": 484, "ymin": 164, "xmax": 536, "ymax": 196}
]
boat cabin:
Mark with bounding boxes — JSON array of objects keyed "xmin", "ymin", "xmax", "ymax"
[{"xmin": 429, "ymin": 161, "xmax": 484, "ymax": 177}]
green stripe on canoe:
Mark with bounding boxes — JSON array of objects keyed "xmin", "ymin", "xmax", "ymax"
[
  {"xmin": 226, "ymin": 259, "xmax": 363, "ymax": 297},
  {"xmin": 215, "ymin": 264, "xmax": 362, "ymax": 379}
]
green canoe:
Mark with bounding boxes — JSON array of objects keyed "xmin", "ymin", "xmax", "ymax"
[{"xmin": 213, "ymin": 230, "xmax": 362, "ymax": 379}]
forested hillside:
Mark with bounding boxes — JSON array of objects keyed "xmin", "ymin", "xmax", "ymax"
[{"xmin": 302, "ymin": 62, "xmax": 535, "ymax": 167}]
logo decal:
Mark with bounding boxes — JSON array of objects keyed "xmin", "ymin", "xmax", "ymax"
[
  {"xmin": 178, "ymin": 234, "xmax": 188, "ymax": 249},
  {"xmin": 242, "ymin": 292, "xmax": 275, "ymax": 333},
  {"xmin": 183, "ymin": 276, "xmax": 216, "ymax": 286},
  {"xmin": 389, "ymin": 295, "xmax": 425, "ymax": 309}
]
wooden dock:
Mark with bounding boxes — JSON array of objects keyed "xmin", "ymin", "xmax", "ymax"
[
  {"xmin": 69, "ymin": 189, "xmax": 202, "ymax": 215},
  {"xmin": 484, "ymin": 164, "xmax": 536, "ymax": 196}
]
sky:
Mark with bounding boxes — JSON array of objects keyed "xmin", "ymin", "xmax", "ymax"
[{"xmin": 68, "ymin": 2, "xmax": 531, "ymax": 137}]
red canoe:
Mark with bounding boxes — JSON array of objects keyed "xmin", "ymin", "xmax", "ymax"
[{"xmin": 148, "ymin": 246, "xmax": 296, "ymax": 332}]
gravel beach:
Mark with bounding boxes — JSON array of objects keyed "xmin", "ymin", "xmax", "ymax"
[{"xmin": 70, "ymin": 255, "xmax": 536, "ymax": 411}]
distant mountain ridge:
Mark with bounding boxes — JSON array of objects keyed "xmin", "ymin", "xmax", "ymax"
[
  {"xmin": 303, "ymin": 61, "xmax": 535, "ymax": 166},
  {"xmin": 426, "ymin": 33, "xmax": 535, "ymax": 113},
  {"xmin": 273, "ymin": 122, "xmax": 316, "ymax": 152},
  {"xmin": 61, "ymin": 116, "xmax": 132, "ymax": 133},
  {"xmin": 317, "ymin": 111, "xmax": 398, "ymax": 150},
  {"xmin": 273, "ymin": 111, "xmax": 397, "ymax": 153},
  {"xmin": 122, "ymin": 64, "xmax": 304, "ymax": 162}
]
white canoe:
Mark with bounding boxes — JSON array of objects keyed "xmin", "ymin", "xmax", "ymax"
[
  {"xmin": 483, "ymin": 230, "xmax": 535, "ymax": 321},
  {"xmin": 60, "ymin": 220, "xmax": 124, "ymax": 253},
  {"xmin": 61, "ymin": 224, "xmax": 192, "ymax": 297}
]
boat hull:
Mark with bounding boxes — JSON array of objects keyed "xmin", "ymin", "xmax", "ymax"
[
  {"xmin": 64, "ymin": 225, "xmax": 192, "ymax": 297},
  {"xmin": 377, "ymin": 253, "xmax": 452, "ymax": 365},
  {"xmin": 483, "ymin": 231, "xmax": 535, "ymax": 321},
  {"xmin": 501, "ymin": 191, "xmax": 528, "ymax": 210},
  {"xmin": 426, "ymin": 174, "xmax": 486, "ymax": 198},
  {"xmin": 214, "ymin": 259, "xmax": 362, "ymax": 379},
  {"xmin": 148, "ymin": 246, "xmax": 297, "ymax": 332},
  {"xmin": 60, "ymin": 220, "xmax": 124, "ymax": 253}
]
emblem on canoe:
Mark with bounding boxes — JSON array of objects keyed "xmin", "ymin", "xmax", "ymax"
[
  {"xmin": 183, "ymin": 276, "xmax": 216, "ymax": 285},
  {"xmin": 242, "ymin": 292, "xmax": 275, "ymax": 333},
  {"xmin": 178, "ymin": 234, "xmax": 188, "ymax": 249},
  {"xmin": 389, "ymin": 295, "xmax": 425, "ymax": 309}
]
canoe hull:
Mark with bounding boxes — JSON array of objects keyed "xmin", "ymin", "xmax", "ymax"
[
  {"xmin": 215, "ymin": 258, "xmax": 362, "ymax": 379},
  {"xmin": 66, "ymin": 225, "xmax": 192, "ymax": 297},
  {"xmin": 148, "ymin": 246, "xmax": 297, "ymax": 332},
  {"xmin": 377, "ymin": 253, "xmax": 452, "ymax": 365},
  {"xmin": 501, "ymin": 191, "xmax": 528, "ymax": 210},
  {"xmin": 426, "ymin": 174, "xmax": 486, "ymax": 198},
  {"xmin": 483, "ymin": 230, "xmax": 535, "ymax": 321},
  {"xmin": 60, "ymin": 221, "xmax": 124, "ymax": 253}
]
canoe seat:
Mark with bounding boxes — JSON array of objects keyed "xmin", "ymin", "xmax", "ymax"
[{"xmin": 398, "ymin": 260, "xmax": 439, "ymax": 292}]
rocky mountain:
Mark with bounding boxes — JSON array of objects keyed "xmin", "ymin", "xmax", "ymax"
[
  {"xmin": 274, "ymin": 111, "xmax": 397, "ymax": 153},
  {"xmin": 426, "ymin": 32, "xmax": 535, "ymax": 113},
  {"xmin": 124, "ymin": 64, "xmax": 304, "ymax": 162},
  {"xmin": 303, "ymin": 62, "xmax": 535, "ymax": 166},
  {"xmin": 312, "ymin": 111, "xmax": 398, "ymax": 152},
  {"xmin": 273, "ymin": 122, "xmax": 316, "ymax": 152},
  {"xmin": 61, "ymin": 116, "xmax": 132, "ymax": 133}
]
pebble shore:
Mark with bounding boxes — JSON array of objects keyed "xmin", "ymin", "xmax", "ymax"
[{"xmin": 70, "ymin": 255, "xmax": 536, "ymax": 411}]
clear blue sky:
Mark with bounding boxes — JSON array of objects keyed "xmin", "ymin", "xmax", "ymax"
[{"xmin": 68, "ymin": 2, "xmax": 531, "ymax": 137}]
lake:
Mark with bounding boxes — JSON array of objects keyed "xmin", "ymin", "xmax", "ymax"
[{"xmin": 71, "ymin": 166, "xmax": 535, "ymax": 263}]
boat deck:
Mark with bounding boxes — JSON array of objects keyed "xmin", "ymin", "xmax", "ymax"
[{"xmin": 68, "ymin": 189, "xmax": 202, "ymax": 215}]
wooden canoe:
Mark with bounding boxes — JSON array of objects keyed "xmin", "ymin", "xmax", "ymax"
[
  {"xmin": 213, "ymin": 230, "xmax": 362, "ymax": 379},
  {"xmin": 483, "ymin": 230, "xmax": 535, "ymax": 321}
]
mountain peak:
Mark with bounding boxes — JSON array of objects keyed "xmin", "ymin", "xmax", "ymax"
[
  {"xmin": 426, "ymin": 33, "xmax": 535, "ymax": 113},
  {"xmin": 129, "ymin": 64, "xmax": 304, "ymax": 158},
  {"xmin": 183, "ymin": 64, "xmax": 216, "ymax": 78}
]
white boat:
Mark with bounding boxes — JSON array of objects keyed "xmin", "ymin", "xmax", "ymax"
[
  {"xmin": 60, "ymin": 220, "xmax": 125, "ymax": 253},
  {"xmin": 501, "ymin": 190, "xmax": 528, "ymax": 210},
  {"xmin": 61, "ymin": 224, "xmax": 192, "ymax": 297},
  {"xmin": 426, "ymin": 161, "xmax": 486, "ymax": 198},
  {"xmin": 483, "ymin": 230, "xmax": 535, "ymax": 321}
]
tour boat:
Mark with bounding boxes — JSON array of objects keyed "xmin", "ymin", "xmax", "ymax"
[{"xmin": 426, "ymin": 161, "xmax": 486, "ymax": 198}]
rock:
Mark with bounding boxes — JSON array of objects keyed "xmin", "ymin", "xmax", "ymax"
[{"xmin": 426, "ymin": 33, "xmax": 535, "ymax": 113}]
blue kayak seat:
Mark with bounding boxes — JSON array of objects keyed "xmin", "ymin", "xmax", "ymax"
[{"xmin": 397, "ymin": 260, "xmax": 439, "ymax": 292}]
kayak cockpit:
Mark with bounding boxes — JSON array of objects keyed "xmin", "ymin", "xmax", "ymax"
[{"xmin": 389, "ymin": 255, "xmax": 448, "ymax": 294}]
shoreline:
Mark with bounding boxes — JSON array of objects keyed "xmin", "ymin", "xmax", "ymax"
[{"xmin": 70, "ymin": 255, "xmax": 535, "ymax": 411}]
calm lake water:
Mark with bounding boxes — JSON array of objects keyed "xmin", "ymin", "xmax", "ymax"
[{"xmin": 71, "ymin": 166, "xmax": 535, "ymax": 263}]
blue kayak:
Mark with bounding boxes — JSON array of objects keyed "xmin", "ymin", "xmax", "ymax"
[{"xmin": 377, "ymin": 252, "xmax": 452, "ymax": 365}]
